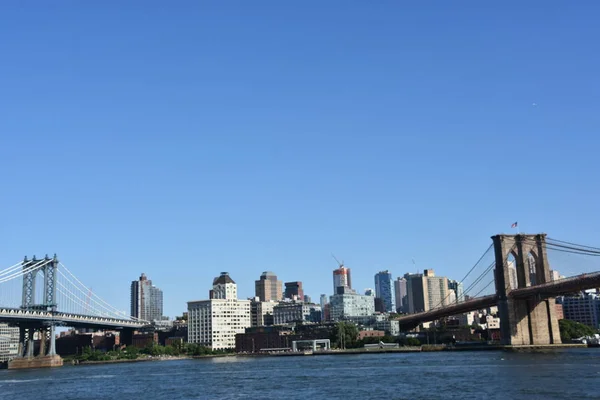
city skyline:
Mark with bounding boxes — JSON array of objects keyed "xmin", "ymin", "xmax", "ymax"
[{"xmin": 2, "ymin": 2, "xmax": 600, "ymax": 320}]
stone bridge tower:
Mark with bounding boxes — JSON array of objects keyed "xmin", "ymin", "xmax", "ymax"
[{"xmin": 492, "ymin": 234, "xmax": 561, "ymax": 345}]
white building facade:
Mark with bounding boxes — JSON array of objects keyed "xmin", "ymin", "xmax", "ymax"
[
  {"xmin": 187, "ymin": 272, "xmax": 251, "ymax": 350},
  {"xmin": 0, "ymin": 323, "xmax": 19, "ymax": 362},
  {"xmin": 329, "ymin": 293, "xmax": 375, "ymax": 321}
]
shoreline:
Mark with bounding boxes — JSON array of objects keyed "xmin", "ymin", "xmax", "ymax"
[{"xmin": 54, "ymin": 343, "xmax": 592, "ymax": 366}]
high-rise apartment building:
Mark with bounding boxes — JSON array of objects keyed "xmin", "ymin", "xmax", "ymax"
[
  {"xmin": 374, "ymin": 270, "xmax": 395, "ymax": 313},
  {"xmin": 284, "ymin": 281, "xmax": 304, "ymax": 301},
  {"xmin": 130, "ymin": 273, "xmax": 164, "ymax": 322},
  {"xmin": 424, "ymin": 269, "xmax": 449, "ymax": 311},
  {"xmin": 188, "ymin": 272, "xmax": 251, "ymax": 350},
  {"xmin": 394, "ymin": 277, "xmax": 407, "ymax": 313},
  {"xmin": 255, "ymin": 271, "xmax": 283, "ymax": 302},
  {"xmin": 0, "ymin": 323, "xmax": 19, "ymax": 362},
  {"xmin": 405, "ymin": 270, "xmax": 450, "ymax": 314},
  {"xmin": 333, "ymin": 265, "xmax": 352, "ymax": 293}
]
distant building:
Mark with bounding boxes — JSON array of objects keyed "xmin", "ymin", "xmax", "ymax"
[
  {"xmin": 273, "ymin": 302, "xmax": 322, "ymax": 325},
  {"xmin": 284, "ymin": 281, "xmax": 304, "ymax": 301},
  {"xmin": 0, "ymin": 323, "xmax": 19, "ymax": 362},
  {"xmin": 364, "ymin": 288, "xmax": 375, "ymax": 296},
  {"xmin": 188, "ymin": 272, "xmax": 251, "ymax": 350},
  {"xmin": 255, "ymin": 271, "xmax": 282, "ymax": 302},
  {"xmin": 550, "ymin": 270, "xmax": 565, "ymax": 281},
  {"xmin": 405, "ymin": 270, "xmax": 450, "ymax": 313},
  {"xmin": 303, "ymin": 295, "xmax": 312, "ymax": 303},
  {"xmin": 130, "ymin": 273, "xmax": 164, "ymax": 322},
  {"xmin": 374, "ymin": 270, "xmax": 395, "ymax": 312},
  {"xmin": 507, "ymin": 260, "xmax": 518, "ymax": 289},
  {"xmin": 250, "ymin": 298, "xmax": 277, "ymax": 327},
  {"xmin": 405, "ymin": 273, "xmax": 426, "ymax": 314},
  {"xmin": 329, "ymin": 292, "xmax": 375, "ymax": 321},
  {"xmin": 320, "ymin": 294, "xmax": 328, "ymax": 309},
  {"xmin": 558, "ymin": 293, "xmax": 600, "ymax": 328},
  {"xmin": 374, "ymin": 298, "xmax": 385, "ymax": 313},
  {"xmin": 394, "ymin": 277, "xmax": 407, "ymax": 313},
  {"xmin": 448, "ymin": 280, "xmax": 464, "ymax": 303},
  {"xmin": 333, "ymin": 265, "xmax": 352, "ymax": 293}
]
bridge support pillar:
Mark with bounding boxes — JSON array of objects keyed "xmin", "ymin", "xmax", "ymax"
[
  {"xmin": 26, "ymin": 329, "xmax": 35, "ymax": 358},
  {"xmin": 493, "ymin": 234, "xmax": 561, "ymax": 345},
  {"xmin": 48, "ymin": 326, "xmax": 56, "ymax": 356}
]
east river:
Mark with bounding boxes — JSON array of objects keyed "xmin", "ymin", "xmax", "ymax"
[{"xmin": 1, "ymin": 349, "xmax": 598, "ymax": 399}]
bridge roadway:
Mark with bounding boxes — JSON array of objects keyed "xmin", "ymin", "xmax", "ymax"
[
  {"xmin": 0, "ymin": 308, "xmax": 148, "ymax": 329},
  {"xmin": 397, "ymin": 272, "xmax": 600, "ymax": 328}
]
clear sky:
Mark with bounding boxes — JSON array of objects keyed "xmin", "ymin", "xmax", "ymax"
[{"xmin": 1, "ymin": 1, "xmax": 599, "ymax": 318}]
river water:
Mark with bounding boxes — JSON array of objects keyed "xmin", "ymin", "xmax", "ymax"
[{"xmin": 0, "ymin": 349, "xmax": 598, "ymax": 399}]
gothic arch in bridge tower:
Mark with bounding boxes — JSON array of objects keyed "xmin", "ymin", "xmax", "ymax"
[{"xmin": 491, "ymin": 234, "xmax": 561, "ymax": 346}]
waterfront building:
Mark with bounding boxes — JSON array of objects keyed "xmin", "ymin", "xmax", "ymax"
[
  {"xmin": 374, "ymin": 270, "xmax": 395, "ymax": 312},
  {"xmin": 333, "ymin": 265, "xmax": 352, "ymax": 293},
  {"xmin": 329, "ymin": 290, "xmax": 375, "ymax": 321},
  {"xmin": 130, "ymin": 273, "xmax": 164, "ymax": 322},
  {"xmin": 250, "ymin": 297, "xmax": 277, "ymax": 327},
  {"xmin": 374, "ymin": 320, "xmax": 401, "ymax": 336},
  {"xmin": 255, "ymin": 271, "xmax": 283, "ymax": 302},
  {"xmin": 273, "ymin": 302, "xmax": 322, "ymax": 325},
  {"xmin": 0, "ymin": 323, "xmax": 19, "ymax": 362},
  {"xmin": 188, "ymin": 272, "xmax": 251, "ymax": 350},
  {"xmin": 394, "ymin": 277, "xmax": 407, "ymax": 313},
  {"xmin": 284, "ymin": 281, "xmax": 304, "ymax": 300},
  {"xmin": 558, "ymin": 293, "xmax": 600, "ymax": 328}
]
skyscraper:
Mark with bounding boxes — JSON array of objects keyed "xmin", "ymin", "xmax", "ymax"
[
  {"xmin": 374, "ymin": 270, "xmax": 394, "ymax": 313},
  {"xmin": 130, "ymin": 273, "xmax": 163, "ymax": 322},
  {"xmin": 394, "ymin": 277, "xmax": 407, "ymax": 313},
  {"xmin": 333, "ymin": 265, "xmax": 352, "ymax": 294},
  {"xmin": 284, "ymin": 281, "xmax": 304, "ymax": 300},
  {"xmin": 255, "ymin": 271, "xmax": 283, "ymax": 301}
]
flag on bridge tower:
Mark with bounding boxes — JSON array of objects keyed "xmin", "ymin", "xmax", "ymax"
[{"xmin": 511, "ymin": 222, "xmax": 518, "ymax": 228}]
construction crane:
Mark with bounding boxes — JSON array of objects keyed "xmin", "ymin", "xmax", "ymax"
[{"xmin": 331, "ymin": 254, "xmax": 344, "ymax": 268}]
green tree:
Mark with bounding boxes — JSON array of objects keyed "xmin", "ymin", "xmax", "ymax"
[
  {"xmin": 559, "ymin": 319, "xmax": 596, "ymax": 342},
  {"xmin": 331, "ymin": 322, "xmax": 359, "ymax": 349}
]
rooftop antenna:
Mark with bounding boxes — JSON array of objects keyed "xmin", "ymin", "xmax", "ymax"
[{"xmin": 412, "ymin": 258, "xmax": 417, "ymax": 273}]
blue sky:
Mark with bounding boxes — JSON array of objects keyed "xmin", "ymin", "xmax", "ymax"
[{"xmin": 1, "ymin": 1, "xmax": 599, "ymax": 318}]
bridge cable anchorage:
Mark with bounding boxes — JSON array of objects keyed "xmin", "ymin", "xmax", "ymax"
[
  {"xmin": 547, "ymin": 237, "xmax": 600, "ymax": 252},
  {"xmin": 429, "ymin": 244, "xmax": 494, "ymax": 311},
  {"xmin": 58, "ymin": 262, "xmax": 140, "ymax": 321},
  {"xmin": 0, "ymin": 260, "xmax": 32, "ymax": 278},
  {"xmin": 0, "ymin": 259, "xmax": 52, "ymax": 284}
]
